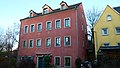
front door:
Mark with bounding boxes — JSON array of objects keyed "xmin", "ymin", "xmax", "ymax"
[{"xmin": 38, "ymin": 57, "xmax": 44, "ymax": 68}]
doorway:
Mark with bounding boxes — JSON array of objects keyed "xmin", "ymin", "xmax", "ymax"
[{"xmin": 38, "ymin": 57, "xmax": 44, "ymax": 68}]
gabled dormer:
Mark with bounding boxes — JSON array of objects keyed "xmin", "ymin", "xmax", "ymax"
[
  {"xmin": 42, "ymin": 4, "xmax": 53, "ymax": 14},
  {"xmin": 60, "ymin": 1, "xmax": 68, "ymax": 10},
  {"xmin": 29, "ymin": 10, "xmax": 37, "ymax": 17}
]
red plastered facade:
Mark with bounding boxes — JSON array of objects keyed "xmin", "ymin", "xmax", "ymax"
[{"xmin": 18, "ymin": 2, "xmax": 87, "ymax": 68}]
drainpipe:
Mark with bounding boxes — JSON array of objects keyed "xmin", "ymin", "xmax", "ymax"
[
  {"xmin": 93, "ymin": 30, "xmax": 98, "ymax": 59},
  {"xmin": 75, "ymin": 7, "xmax": 79, "ymax": 57}
]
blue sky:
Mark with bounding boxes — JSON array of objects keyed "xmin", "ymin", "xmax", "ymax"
[
  {"xmin": 0, "ymin": 0, "xmax": 119, "ymax": 49},
  {"xmin": 0, "ymin": 0, "xmax": 119, "ymax": 29}
]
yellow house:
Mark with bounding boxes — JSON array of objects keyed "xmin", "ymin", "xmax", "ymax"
[{"xmin": 94, "ymin": 5, "xmax": 120, "ymax": 56}]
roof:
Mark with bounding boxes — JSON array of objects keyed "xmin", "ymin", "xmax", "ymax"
[
  {"xmin": 113, "ymin": 6, "xmax": 120, "ymax": 13},
  {"xmin": 99, "ymin": 46, "xmax": 120, "ymax": 50},
  {"xmin": 20, "ymin": 2, "xmax": 81, "ymax": 21}
]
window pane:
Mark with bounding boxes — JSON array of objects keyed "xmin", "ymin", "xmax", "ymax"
[
  {"xmin": 47, "ymin": 22, "xmax": 52, "ymax": 30},
  {"xmin": 56, "ymin": 37, "xmax": 60, "ymax": 46},
  {"xmin": 102, "ymin": 28, "xmax": 108, "ymax": 35},
  {"xmin": 116, "ymin": 27, "xmax": 120, "ymax": 34},
  {"xmin": 65, "ymin": 37, "xmax": 70, "ymax": 46},
  {"xmin": 56, "ymin": 20, "xmax": 60, "ymax": 29},
  {"xmin": 55, "ymin": 57, "xmax": 60, "ymax": 66},
  {"xmin": 31, "ymin": 25, "xmax": 34, "ymax": 32},
  {"xmin": 24, "ymin": 26, "xmax": 28, "ymax": 33},
  {"xmin": 65, "ymin": 18, "xmax": 70, "ymax": 27},
  {"xmin": 38, "ymin": 24, "xmax": 42, "ymax": 32},
  {"xmin": 43, "ymin": 9, "xmax": 49, "ymax": 14},
  {"xmin": 61, "ymin": 5, "xmax": 65, "ymax": 10},
  {"xmin": 29, "ymin": 40, "xmax": 33, "ymax": 47},
  {"xmin": 107, "ymin": 15, "xmax": 112, "ymax": 21},
  {"xmin": 46, "ymin": 38, "xmax": 51, "ymax": 47},
  {"xmin": 23, "ymin": 41, "xmax": 26, "ymax": 48},
  {"xmin": 36, "ymin": 39, "xmax": 41, "ymax": 47},
  {"xmin": 65, "ymin": 57, "xmax": 70, "ymax": 66}
]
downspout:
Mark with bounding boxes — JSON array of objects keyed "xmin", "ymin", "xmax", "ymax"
[
  {"xmin": 75, "ymin": 7, "xmax": 79, "ymax": 57},
  {"xmin": 94, "ymin": 31, "xmax": 98, "ymax": 59}
]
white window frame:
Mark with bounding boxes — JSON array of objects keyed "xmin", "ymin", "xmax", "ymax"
[
  {"xmin": 106, "ymin": 15, "xmax": 112, "ymax": 21},
  {"xmin": 46, "ymin": 38, "xmax": 51, "ymax": 47},
  {"xmin": 55, "ymin": 37, "xmax": 61, "ymax": 47},
  {"xmin": 64, "ymin": 36, "xmax": 71, "ymax": 46},
  {"xmin": 29, "ymin": 39, "xmax": 34, "ymax": 48},
  {"xmin": 102, "ymin": 28, "xmax": 108, "ymax": 35},
  {"xmin": 36, "ymin": 38, "xmax": 41, "ymax": 48},
  {"xmin": 46, "ymin": 21, "xmax": 52, "ymax": 30},
  {"xmin": 24, "ymin": 25, "xmax": 28, "ymax": 34},
  {"xmin": 54, "ymin": 56, "xmax": 61, "ymax": 66},
  {"xmin": 64, "ymin": 56, "xmax": 72, "ymax": 67},
  {"xmin": 22, "ymin": 40, "xmax": 27, "ymax": 48},
  {"xmin": 55, "ymin": 19, "xmax": 61, "ymax": 29},
  {"xmin": 37, "ymin": 23, "xmax": 42, "ymax": 32},
  {"xmin": 30, "ymin": 24, "xmax": 35, "ymax": 33},
  {"xmin": 64, "ymin": 17, "xmax": 71, "ymax": 28},
  {"xmin": 115, "ymin": 27, "xmax": 120, "ymax": 34}
]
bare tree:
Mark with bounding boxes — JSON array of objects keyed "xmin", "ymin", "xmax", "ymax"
[
  {"xmin": 86, "ymin": 7, "xmax": 102, "ymax": 42},
  {"xmin": 0, "ymin": 23, "xmax": 20, "ymax": 52}
]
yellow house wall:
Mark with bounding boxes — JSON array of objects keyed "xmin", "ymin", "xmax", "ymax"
[{"xmin": 94, "ymin": 5, "xmax": 120, "ymax": 56}]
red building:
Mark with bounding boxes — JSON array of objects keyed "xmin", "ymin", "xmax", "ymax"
[{"xmin": 18, "ymin": 1, "xmax": 87, "ymax": 68}]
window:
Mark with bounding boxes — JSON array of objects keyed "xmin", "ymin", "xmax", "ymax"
[
  {"xmin": 103, "ymin": 43, "xmax": 109, "ymax": 46},
  {"xmin": 64, "ymin": 18, "xmax": 70, "ymax": 27},
  {"xmin": 117, "ymin": 43, "xmax": 120, "ymax": 46},
  {"xmin": 30, "ymin": 24, "xmax": 35, "ymax": 33},
  {"xmin": 55, "ymin": 37, "xmax": 61, "ymax": 47},
  {"xmin": 21, "ymin": 56, "xmax": 25, "ymax": 60},
  {"xmin": 29, "ymin": 39, "xmax": 34, "ymax": 48},
  {"xmin": 107, "ymin": 15, "xmax": 112, "ymax": 21},
  {"xmin": 37, "ymin": 23, "xmax": 42, "ymax": 32},
  {"xmin": 30, "ymin": 12, "xmax": 33, "ymax": 17},
  {"xmin": 36, "ymin": 39, "xmax": 41, "ymax": 48},
  {"xmin": 43, "ymin": 8, "xmax": 49, "ymax": 14},
  {"xmin": 82, "ymin": 24, "xmax": 84, "ymax": 31},
  {"xmin": 102, "ymin": 28, "xmax": 108, "ymax": 35},
  {"xmin": 28, "ymin": 56, "xmax": 34, "ymax": 61},
  {"xmin": 24, "ymin": 26, "xmax": 28, "ymax": 33},
  {"xmin": 22, "ymin": 40, "xmax": 26, "ymax": 48},
  {"xmin": 64, "ymin": 36, "xmax": 71, "ymax": 46},
  {"xmin": 46, "ymin": 21, "xmax": 52, "ymax": 30},
  {"xmin": 115, "ymin": 27, "xmax": 120, "ymax": 34},
  {"xmin": 46, "ymin": 38, "xmax": 51, "ymax": 47},
  {"xmin": 64, "ymin": 56, "xmax": 71, "ymax": 67},
  {"xmin": 54, "ymin": 56, "xmax": 60, "ymax": 66},
  {"xmin": 61, "ymin": 4, "xmax": 66, "ymax": 10},
  {"xmin": 55, "ymin": 20, "xmax": 61, "ymax": 29}
]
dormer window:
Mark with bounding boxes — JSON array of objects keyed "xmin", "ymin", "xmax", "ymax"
[
  {"xmin": 60, "ymin": 1, "xmax": 68, "ymax": 10},
  {"xmin": 30, "ymin": 12, "xmax": 33, "ymax": 17},
  {"xmin": 42, "ymin": 4, "xmax": 53, "ymax": 14},
  {"xmin": 29, "ymin": 10, "xmax": 37, "ymax": 17},
  {"xmin": 61, "ymin": 4, "xmax": 66, "ymax": 10},
  {"xmin": 43, "ymin": 8, "xmax": 49, "ymax": 14},
  {"xmin": 107, "ymin": 15, "xmax": 112, "ymax": 21}
]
